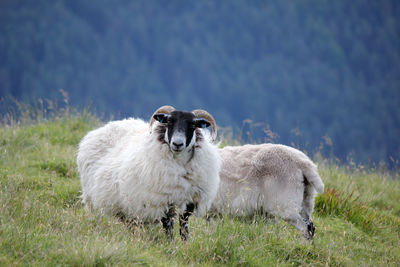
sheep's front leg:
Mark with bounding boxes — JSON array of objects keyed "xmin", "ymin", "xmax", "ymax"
[
  {"xmin": 179, "ymin": 203, "xmax": 194, "ymax": 241},
  {"xmin": 161, "ymin": 204, "xmax": 176, "ymax": 240}
]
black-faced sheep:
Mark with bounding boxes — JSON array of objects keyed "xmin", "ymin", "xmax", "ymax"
[{"xmin": 77, "ymin": 106, "xmax": 221, "ymax": 240}]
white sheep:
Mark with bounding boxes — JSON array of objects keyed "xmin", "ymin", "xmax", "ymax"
[
  {"xmin": 210, "ymin": 144, "xmax": 324, "ymax": 239},
  {"xmin": 77, "ymin": 106, "xmax": 221, "ymax": 240}
]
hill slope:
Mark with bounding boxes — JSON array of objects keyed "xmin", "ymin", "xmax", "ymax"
[{"xmin": 0, "ymin": 113, "xmax": 399, "ymax": 266}]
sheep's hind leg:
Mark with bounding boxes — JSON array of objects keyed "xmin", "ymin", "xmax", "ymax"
[
  {"xmin": 304, "ymin": 218, "xmax": 315, "ymax": 239},
  {"xmin": 161, "ymin": 204, "xmax": 176, "ymax": 240},
  {"xmin": 300, "ymin": 209, "xmax": 315, "ymax": 239},
  {"xmin": 285, "ymin": 214, "xmax": 314, "ymax": 240},
  {"xmin": 300, "ymin": 179, "xmax": 316, "ymax": 239},
  {"xmin": 179, "ymin": 203, "xmax": 194, "ymax": 241}
]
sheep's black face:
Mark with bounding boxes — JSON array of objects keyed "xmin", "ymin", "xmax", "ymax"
[{"xmin": 154, "ymin": 111, "xmax": 210, "ymax": 153}]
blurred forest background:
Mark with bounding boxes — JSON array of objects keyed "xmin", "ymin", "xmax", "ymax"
[{"xmin": 1, "ymin": 0, "xmax": 399, "ymax": 166}]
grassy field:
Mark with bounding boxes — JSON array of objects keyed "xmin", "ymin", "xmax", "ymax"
[{"xmin": 1, "ymin": 110, "xmax": 399, "ymax": 266}]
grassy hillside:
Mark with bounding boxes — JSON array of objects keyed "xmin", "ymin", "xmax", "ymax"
[{"xmin": 1, "ymin": 112, "xmax": 399, "ymax": 266}]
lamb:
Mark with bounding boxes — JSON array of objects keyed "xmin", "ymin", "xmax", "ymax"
[
  {"xmin": 210, "ymin": 144, "xmax": 324, "ymax": 239},
  {"xmin": 77, "ymin": 105, "xmax": 221, "ymax": 240}
]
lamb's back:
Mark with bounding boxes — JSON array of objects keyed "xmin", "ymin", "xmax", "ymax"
[{"xmin": 221, "ymin": 144, "xmax": 313, "ymax": 177}]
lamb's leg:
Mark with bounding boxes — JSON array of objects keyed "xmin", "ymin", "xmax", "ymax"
[
  {"xmin": 300, "ymin": 210, "xmax": 315, "ymax": 239},
  {"xmin": 161, "ymin": 204, "xmax": 176, "ymax": 240},
  {"xmin": 304, "ymin": 218, "xmax": 315, "ymax": 238},
  {"xmin": 300, "ymin": 178, "xmax": 317, "ymax": 239},
  {"xmin": 179, "ymin": 202, "xmax": 194, "ymax": 241}
]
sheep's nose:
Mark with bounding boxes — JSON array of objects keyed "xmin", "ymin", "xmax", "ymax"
[
  {"xmin": 172, "ymin": 141, "xmax": 183, "ymax": 148},
  {"xmin": 170, "ymin": 132, "xmax": 186, "ymax": 152}
]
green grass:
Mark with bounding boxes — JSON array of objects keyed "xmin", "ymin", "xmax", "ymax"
[{"xmin": 1, "ymin": 111, "xmax": 399, "ymax": 266}]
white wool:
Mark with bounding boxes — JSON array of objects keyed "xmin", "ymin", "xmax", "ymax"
[{"xmin": 77, "ymin": 118, "xmax": 220, "ymax": 222}]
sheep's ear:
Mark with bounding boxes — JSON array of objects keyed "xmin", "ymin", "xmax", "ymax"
[
  {"xmin": 153, "ymin": 114, "xmax": 168, "ymax": 123},
  {"xmin": 194, "ymin": 118, "xmax": 211, "ymax": 129}
]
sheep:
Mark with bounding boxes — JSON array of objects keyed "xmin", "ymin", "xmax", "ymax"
[
  {"xmin": 77, "ymin": 105, "xmax": 221, "ymax": 240},
  {"xmin": 210, "ymin": 144, "xmax": 324, "ymax": 239}
]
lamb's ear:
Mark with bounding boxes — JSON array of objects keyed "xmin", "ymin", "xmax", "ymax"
[
  {"xmin": 153, "ymin": 114, "xmax": 168, "ymax": 123},
  {"xmin": 194, "ymin": 118, "xmax": 211, "ymax": 129}
]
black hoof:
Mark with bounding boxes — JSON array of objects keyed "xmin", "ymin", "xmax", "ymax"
[
  {"xmin": 308, "ymin": 221, "xmax": 315, "ymax": 238},
  {"xmin": 303, "ymin": 218, "xmax": 315, "ymax": 239}
]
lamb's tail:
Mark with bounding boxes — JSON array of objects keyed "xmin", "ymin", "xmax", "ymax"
[{"xmin": 302, "ymin": 166, "xmax": 324, "ymax": 194}]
